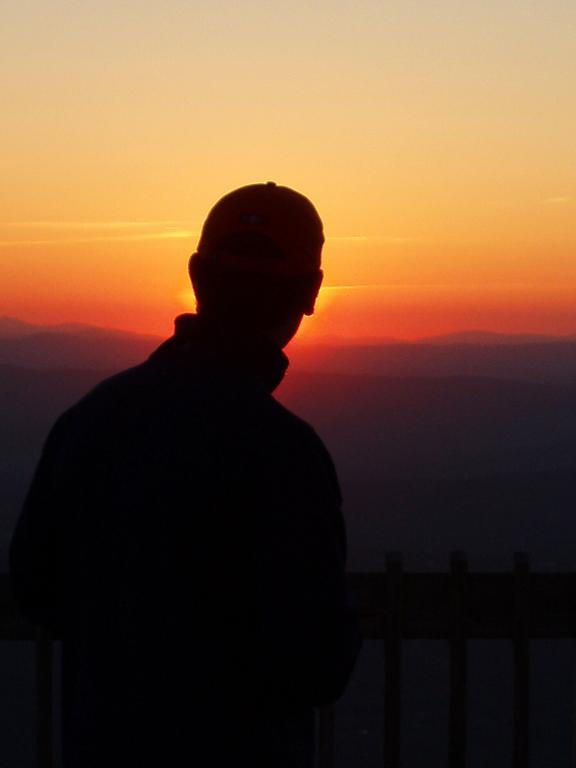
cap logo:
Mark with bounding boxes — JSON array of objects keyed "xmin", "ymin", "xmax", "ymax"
[{"xmin": 240, "ymin": 212, "xmax": 268, "ymax": 226}]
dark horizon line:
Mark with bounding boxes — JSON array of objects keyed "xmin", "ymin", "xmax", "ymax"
[{"xmin": 2, "ymin": 315, "xmax": 576, "ymax": 347}]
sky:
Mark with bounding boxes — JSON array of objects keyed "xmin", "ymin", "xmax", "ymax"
[{"xmin": 1, "ymin": 0, "xmax": 575, "ymax": 340}]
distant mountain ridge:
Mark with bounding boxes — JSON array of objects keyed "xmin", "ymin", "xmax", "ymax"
[
  {"xmin": 0, "ymin": 315, "xmax": 162, "ymax": 339},
  {"xmin": 0, "ymin": 319, "xmax": 161, "ymax": 371},
  {"xmin": 412, "ymin": 329, "xmax": 576, "ymax": 345},
  {"xmin": 2, "ymin": 316, "xmax": 575, "ymax": 346},
  {"xmin": 2, "ymin": 317, "xmax": 576, "ymax": 383}
]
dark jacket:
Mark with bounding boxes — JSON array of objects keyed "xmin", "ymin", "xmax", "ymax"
[{"xmin": 10, "ymin": 314, "xmax": 360, "ymax": 768}]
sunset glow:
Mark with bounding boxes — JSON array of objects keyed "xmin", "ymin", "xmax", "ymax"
[{"xmin": 2, "ymin": 1, "xmax": 575, "ymax": 340}]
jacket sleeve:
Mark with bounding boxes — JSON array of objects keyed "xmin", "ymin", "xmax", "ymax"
[
  {"xmin": 9, "ymin": 414, "xmax": 74, "ymax": 633},
  {"xmin": 248, "ymin": 420, "xmax": 362, "ymax": 708}
]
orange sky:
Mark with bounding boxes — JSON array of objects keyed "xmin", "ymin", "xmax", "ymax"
[{"xmin": 2, "ymin": 1, "xmax": 575, "ymax": 340}]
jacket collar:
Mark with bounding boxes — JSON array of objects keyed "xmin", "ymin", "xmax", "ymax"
[{"xmin": 149, "ymin": 313, "xmax": 289, "ymax": 393}]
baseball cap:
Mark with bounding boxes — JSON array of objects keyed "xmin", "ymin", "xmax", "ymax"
[{"xmin": 195, "ymin": 182, "xmax": 324, "ymax": 276}]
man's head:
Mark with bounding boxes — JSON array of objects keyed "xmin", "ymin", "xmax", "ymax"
[{"xmin": 189, "ymin": 182, "xmax": 324, "ymax": 346}]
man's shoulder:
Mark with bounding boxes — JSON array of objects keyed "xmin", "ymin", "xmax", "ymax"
[
  {"xmin": 44, "ymin": 359, "xmax": 178, "ymax": 455},
  {"xmin": 83, "ymin": 361, "xmax": 158, "ymax": 402},
  {"xmin": 57, "ymin": 361, "xmax": 153, "ymax": 420}
]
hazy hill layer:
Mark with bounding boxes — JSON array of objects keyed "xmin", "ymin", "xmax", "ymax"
[
  {"xmin": 2, "ymin": 319, "xmax": 576, "ymax": 572},
  {"xmin": 289, "ymin": 341, "xmax": 576, "ymax": 385},
  {"xmin": 2, "ymin": 360, "xmax": 576, "ymax": 572}
]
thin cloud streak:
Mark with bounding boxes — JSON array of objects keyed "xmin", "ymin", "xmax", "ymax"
[
  {"xmin": 0, "ymin": 231, "xmax": 197, "ymax": 247},
  {"xmin": 0, "ymin": 226, "xmax": 415, "ymax": 245},
  {"xmin": 327, "ymin": 235, "xmax": 417, "ymax": 243},
  {"xmin": 321, "ymin": 282, "xmax": 574, "ymax": 292},
  {"xmin": 0, "ymin": 227, "xmax": 417, "ymax": 247},
  {"xmin": 0, "ymin": 220, "xmax": 196, "ymax": 229}
]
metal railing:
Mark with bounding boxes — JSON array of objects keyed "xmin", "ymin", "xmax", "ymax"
[
  {"xmin": 319, "ymin": 553, "xmax": 576, "ymax": 768},
  {"xmin": 0, "ymin": 574, "xmax": 55, "ymax": 768},
  {"xmin": 2, "ymin": 553, "xmax": 576, "ymax": 768}
]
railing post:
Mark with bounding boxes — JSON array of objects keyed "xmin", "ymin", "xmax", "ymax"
[
  {"xmin": 317, "ymin": 705, "xmax": 335, "ymax": 768},
  {"xmin": 571, "ymin": 637, "xmax": 576, "ymax": 768},
  {"xmin": 449, "ymin": 551, "xmax": 468, "ymax": 768},
  {"xmin": 512, "ymin": 552, "xmax": 531, "ymax": 768},
  {"xmin": 384, "ymin": 552, "xmax": 403, "ymax": 768},
  {"xmin": 35, "ymin": 629, "xmax": 53, "ymax": 768}
]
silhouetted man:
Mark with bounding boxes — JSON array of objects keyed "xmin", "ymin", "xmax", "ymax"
[{"xmin": 10, "ymin": 182, "xmax": 360, "ymax": 767}]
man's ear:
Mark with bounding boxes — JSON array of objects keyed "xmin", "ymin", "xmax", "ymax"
[
  {"xmin": 188, "ymin": 252, "xmax": 199, "ymax": 285},
  {"xmin": 302, "ymin": 269, "xmax": 323, "ymax": 316},
  {"xmin": 188, "ymin": 252, "xmax": 211, "ymax": 296},
  {"xmin": 188, "ymin": 252, "xmax": 213, "ymax": 310}
]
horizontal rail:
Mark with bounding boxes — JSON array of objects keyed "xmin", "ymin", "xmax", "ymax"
[
  {"xmin": 348, "ymin": 570, "xmax": 576, "ymax": 639},
  {"xmin": 2, "ymin": 569, "xmax": 576, "ymax": 640},
  {"xmin": 2, "ymin": 556, "xmax": 576, "ymax": 768}
]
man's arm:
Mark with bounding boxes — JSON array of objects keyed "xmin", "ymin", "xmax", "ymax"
[
  {"xmin": 249, "ymin": 418, "xmax": 362, "ymax": 708},
  {"xmin": 10, "ymin": 415, "xmax": 73, "ymax": 633}
]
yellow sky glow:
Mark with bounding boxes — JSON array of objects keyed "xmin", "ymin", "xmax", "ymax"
[{"xmin": 1, "ymin": 1, "xmax": 575, "ymax": 340}]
